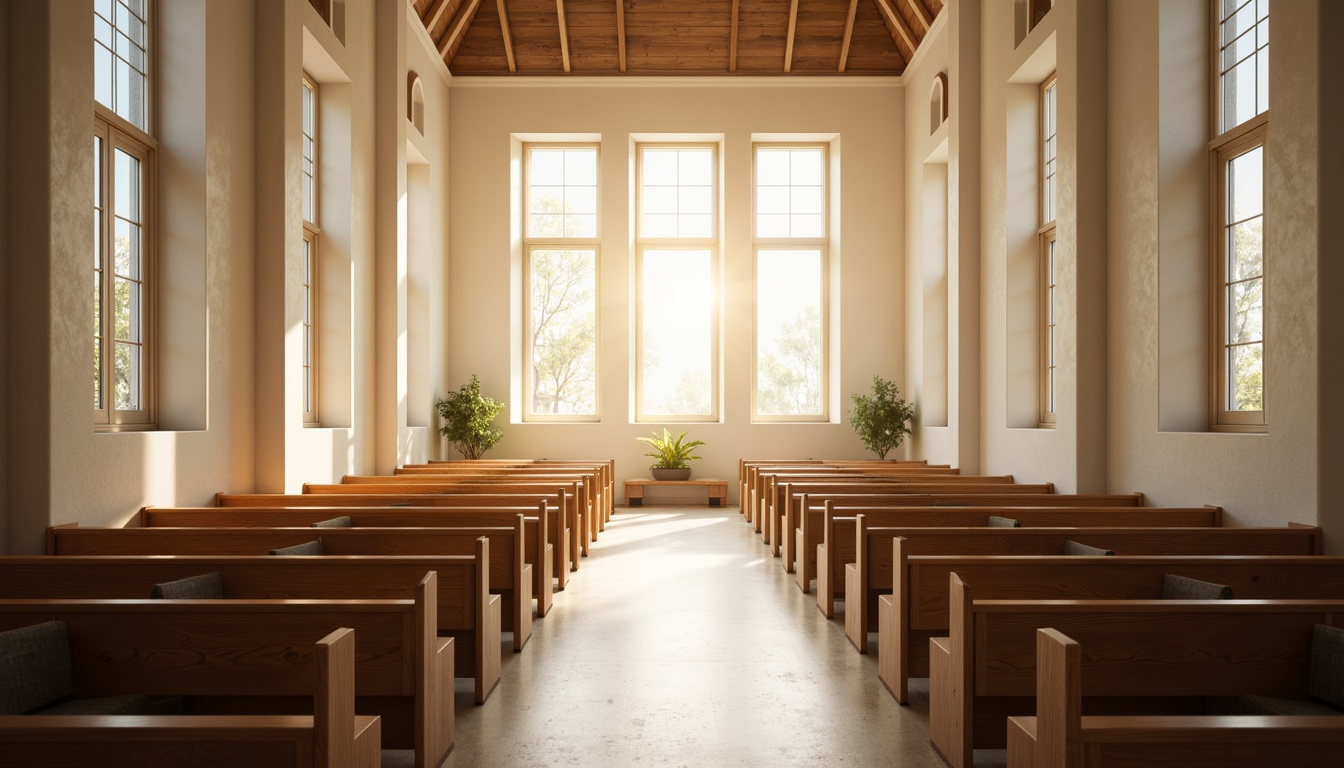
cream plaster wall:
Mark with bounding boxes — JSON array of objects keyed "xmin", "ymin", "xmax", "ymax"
[
  {"xmin": 447, "ymin": 82, "xmax": 905, "ymax": 502},
  {"xmin": 978, "ymin": 0, "xmax": 1107, "ymax": 493},
  {"xmin": 1105, "ymin": 0, "xmax": 1323, "ymax": 530},
  {"xmin": 4, "ymin": 1, "xmax": 258, "ymax": 553}
]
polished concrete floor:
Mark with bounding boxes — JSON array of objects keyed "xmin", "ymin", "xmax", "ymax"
[{"xmin": 438, "ymin": 506, "xmax": 1005, "ymax": 768}]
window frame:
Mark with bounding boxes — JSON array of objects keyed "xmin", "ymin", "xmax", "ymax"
[
  {"xmin": 522, "ymin": 141, "xmax": 602, "ymax": 422},
  {"xmin": 1208, "ymin": 117, "xmax": 1268, "ymax": 431},
  {"xmin": 750, "ymin": 143, "xmax": 829, "ymax": 423},
  {"xmin": 1038, "ymin": 74, "xmax": 1058, "ymax": 427},
  {"xmin": 1208, "ymin": 0, "xmax": 1268, "ymax": 432},
  {"xmin": 301, "ymin": 73, "xmax": 320, "ymax": 426},
  {"xmin": 634, "ymin": 142, "xmax": 721, "ymax": 424},
  {"xmin": 93, "ymin": 0, "xmax": 156, "ymax": 431}
]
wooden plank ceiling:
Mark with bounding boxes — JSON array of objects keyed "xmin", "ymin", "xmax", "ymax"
[{"xmin": 413, "ymin": 0, "xmax": 942, "ymax": 77}]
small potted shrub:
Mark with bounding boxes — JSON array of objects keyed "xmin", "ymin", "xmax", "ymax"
[
  {"xmin": 847, "ymin": 374, "xmax": 915, "ymax": 460},
  {"xmin": 636, "ymin": 428, "xmax": 704, "ymax": 480},
  {"xmin": 435, "ymin": 375, "xmax": 505, "ymax": 460}
]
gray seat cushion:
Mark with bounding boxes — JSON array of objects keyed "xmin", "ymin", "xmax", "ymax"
[
  {"xmin": 1310, "ymin": 624, "xmax": 1344, "ymax": 708},
  {"xmin": 1063, "ymin": 540, "xmax": 1114, "ymax": 556},
  {"xmin": 270, "ymin": 538, "xmax": 324, "ymax": 556},
  {"xmin": 0, "ymin": 622, "xmax": 73, "ymax": 715},
  {"xmin": 987, "ymin": 515, "xmax": 1021, "ymax": 528},
  {"xmin": 150, "ymin": 572, "xmax": 224, "ymax": 599},
  {"xmin": 1161, "ymin": 573, "xmax": 1233, "ymax": 600},
  {"xmin": 310, "ymin": 516, "xmax": 353, "ymax": 528}
]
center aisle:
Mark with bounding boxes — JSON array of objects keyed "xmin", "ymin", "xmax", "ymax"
[{"xmin": 442, "ymin": 506, "xmax": 963, "ymax": 767}]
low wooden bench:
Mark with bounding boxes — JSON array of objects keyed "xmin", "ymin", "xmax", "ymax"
[
  {"xmin": 48, "ymin": 520, "xmax": 534, "ymax": 652},
  {"xmin": 0, "ymin": 627, "xmax": 380, "ymax": 768},
  {"xmin": 0, "ymin": 552, "xmax": 497, "ymax": 708},
  {"xmin": 928, "ymin": 574, "xmax": 1344, "ymax": 768},
  {"xmin": 842, "ymin": 517, "xmax": 1321, "ymax": 650},
  {"xmin": 214, "ymin": 492, "xmax": 577, "ymax": 585},
  {"xmin": 139, "ymin": 505, "xmax": 554, "ymax": 614},
  {"xmin": 1007, "ymin": 628, "xmax": 1344, "ymax": 768},
  {"xmin": 623, "ymin": 479, "xmax": 729, "ymax": 507},
  {"xmin": 793, "ymin": 494, "xmax": 1151, "ymax": 594},
  {"xmin": 876, "ymin": 553, "xmax": 1344, "ymax": 704},
  {"xmin": 0, "ymin": 574, "xmax": 453, "ymax": 768}
]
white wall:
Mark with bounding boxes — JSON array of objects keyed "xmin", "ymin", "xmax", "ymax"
[{"xmin": 448, "ymin": 81, "xmax": 905, "ymax": 501}]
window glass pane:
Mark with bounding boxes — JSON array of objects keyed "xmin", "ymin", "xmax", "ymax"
[
  {"xmin": 95, "ymin": 0, "xmax": 149, "ymax": 131},
  {"xmin": 114, "ymin": 149, "xmax": 141, "ymax": 223},
  {"xmin": 529, "ymin": 249, "xmax": 598, "ymax": 416},
  {"xmin": 302, "ymin": 81, "xmax": 316, "ymax": 224},
  {"xmin": 640, "ymin": 250, "xmax": 713, "ymax": 417},
  {"xmin": 1219, "ymin": 0, "xmax": 1268, "ymax": 133},
  {"xmin": 756, "ymin": 250, "xmax": 823, "ymax": 417},
  {"xmin": 756, "ymin": 147, "xmax": 825, "ymax": 238},
  {"xmin": 114, "ymin": 341, "xmax": 141, "ymax": 411},
  {"xmin": 1228, "ymin": 146, "xmax": 1263, "ymax": 222},
  {"xmin": 1229, "ymin": 218, "xmax": 1263, "ymax": 282},
  {"xmin": 1228, "ymin": 342, "xmax": 1263, "ymax": 411},
  {"xmin": 528, "ymin": 147, "xmax": 597, "ymax": 239},
  {"xmin": 113, "ymin": 217, "xmax": 139, "ymax": 278},
  {"xmin": 642, "ymin": 147, "xmax": 715, "ymax": 238},
  {"xmin": 1228, "ymin": 278, "xmax": 1263, "ymax": 344}
]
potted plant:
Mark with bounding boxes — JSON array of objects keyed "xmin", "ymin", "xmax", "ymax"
[
  {"xmin": 847, "ymin": 374, "xmax": 915, "ymax": 460},
  {"xmin": 435, "ymin": 375, "xmax": 505, "ymax": 460},
  {"xmin": 636, "ymin": 428, "xmax": 704, "ymax": 480}
]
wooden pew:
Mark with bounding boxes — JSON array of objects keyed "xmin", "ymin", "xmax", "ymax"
[
  {"xmin": 0, "ymin": 551, "xmax": 497, "ymax": 708},
  {"xmin": 0, "ymin": 574, "xmax": 453, "ymax": 768},
  {"xmin": 395, "ymin": 460, "xmax": 615, "ymax": 531},
  {"xmin": 760, "ymin": 476, "xmax": 1039, "ymax": 543},
  {"xmin": 301, "ymin": 481, "xmax": 588, "ymax": 563},
  {"xmin": 739, "ymin": 460, "xmax": 952, "ymax": 525},
  {"xmin": 784, "ymin": 495, "xmax": 1220, "ymax": 575},
  {"xmin": 794, "ymin": 494, "xmax": 1150, "ymax": 594},
  {"xmin": 928, "ymin": 574, "xmax": 1344, "ymax": 768},
  {"xmin": 842, "ymin": 517, "xmax": 1321, "ymax": 650},
  {"xmin": 1007, "ymin": 627, "xmax": 1344, "ymax": 768},
  {"xmin": 0, "ymin": 627, "xmax": 380, "ymax": 768},
  {"xmin": 342, "ymin": 472, "xmax": 602, "ymax": 547},
  {"xmin": 215, "ymin": 492, "xmax": 577, "ymax": 585},
  {"xmin": 48, "ymin": 520, "xmax": 534, "ymax": 652},
  {"xmin": 138, "ymin": 505, "xmax": 555, "ymax": 614},
  {"xmin": 877, "ymin": 553, "xmax": 1344, "ymax": 704}
]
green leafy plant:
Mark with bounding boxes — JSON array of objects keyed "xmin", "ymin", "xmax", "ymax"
[
  {"xmin": 435, "ymin": 375, "xmax": 505, "ymax": 460},
  {"xmin": 847, "ymin": 375, "xmax": 915, "ymax": 460},
  {"xmin": 636, "ymin": 428, "xmax": 705, "ymax": 470}
]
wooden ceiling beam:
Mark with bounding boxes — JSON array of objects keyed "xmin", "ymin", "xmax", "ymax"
[
  {"xmin": 728, "ymin": 0, "xmax": 739, "ymax": 73},
  {"xmin": 424, "ymin": 0, "xmax": 454, "ymax": 34},
  {"xmin": 438, "ymin": 0, "xmax": 481, "ymax": 63},
  {"xmin": 872, "ymin": 0, "xmax": 917, "ymax": 59},
  {"xmin": 838, "ymin": 0, "xmax": 860, "ymax": 73},
  {"xmin": 616, "ymin": 0, "xmax": 627, "ymax": 73},
  {"xmin": 556, "ymin": 0, "xmax": 571, "ymax": 73},
  {"xmin": 497, "ymin": 0, "xmax": 517, "ymax": 73},
  {"xmin": 784, "ymin": 0, "xmax": 799, "ymax": 74},
  {"xmin": 907, "ymin": 0, "xmax": 933, "ymax": 31}
]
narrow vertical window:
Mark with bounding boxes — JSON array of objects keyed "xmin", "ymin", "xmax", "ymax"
[
  {"xmin": 1211, "ymin": 0, "xmax": 1268, "ymax": 430},
  {"xmin": 524, "ymin": 145, "xmax": 599, "ymax": 420},
  {"xmin": 301, "ymin": 75, "xmax": 320, "ymax": 426},
  {"xmin": 636, "ymin": 144, "xmax": 718, "ymax": 422},
  {"xmin": 94, "ymin": 0, "xmax": 154, "ymax": 429},
  {"xmin": 753, "ymin": 145, "xmax": 827, "ymax": 421},
  {"xmin": 1039, "ymin": 74, "xmax": 1058, "ymax": 426}
]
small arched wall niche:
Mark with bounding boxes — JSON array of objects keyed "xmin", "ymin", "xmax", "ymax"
[
  {"xmin": 930, "ymin": 71, "xmax": 948, "ymax": 135},
  {"xmin": 408, "ymin": 72, "xmax": 425, "ymax": 135}
]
